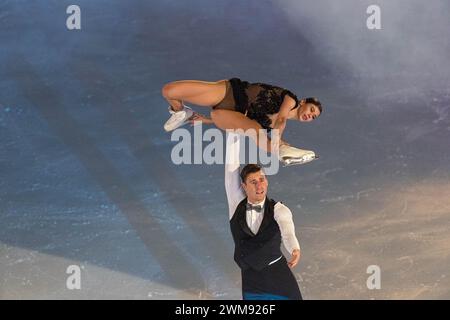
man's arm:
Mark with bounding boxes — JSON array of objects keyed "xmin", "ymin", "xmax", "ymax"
[
  {"xmin": 225, "ymin": 131, "xmax": 246, "ymax": 220},
  {"xmin": 274, "ymin": 203, "xmax": 301, "ymax": 268}
]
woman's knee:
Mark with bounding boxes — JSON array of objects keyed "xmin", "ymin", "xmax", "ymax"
[{"xmin": 161, "ymin": 82, "xmax": 178, "ymax": 99}]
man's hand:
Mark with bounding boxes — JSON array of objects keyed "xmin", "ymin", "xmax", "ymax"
[
  {"xmin": 288, "ymin": 249, "xmax": 301, "ymax": 268},
  {"xmin": 188, "ymin": 112, "xmax": 213, "ymax": 125}
]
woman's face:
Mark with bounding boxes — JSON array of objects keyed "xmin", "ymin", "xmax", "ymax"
[{"xmin": 298, "ymin": 103, "xmax": 321, "ymax": 122}]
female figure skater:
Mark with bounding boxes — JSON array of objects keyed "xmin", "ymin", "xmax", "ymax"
[{"xmin": 161, "ymin": 78, "xmax": 322, "ymax": 161}]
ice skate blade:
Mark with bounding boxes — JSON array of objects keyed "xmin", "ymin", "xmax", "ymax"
[{"xmin": 281, "ymin": 155, "xmax": 319, "ymax": 167}]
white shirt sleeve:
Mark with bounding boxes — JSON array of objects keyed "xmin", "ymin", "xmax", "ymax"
[
  {"xmin": 225, "ymin": 132, "xmax": 246, "ymax": 220},
  {"xmin": 274, "ymin": 202, "xmax": 301, "ymax": 254}
]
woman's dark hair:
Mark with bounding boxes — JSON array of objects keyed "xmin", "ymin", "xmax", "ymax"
[
  {"xmin": 240, "ymin": 164, "xmax": 262, "ymax": 183},
  {"xmin": 304, "ymin": 97, "xmax": 322, "ymax": 114}
]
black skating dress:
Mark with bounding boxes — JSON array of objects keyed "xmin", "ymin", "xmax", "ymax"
[{"xmin": 213, "ymin": 78, "xmax": 299, "ymax": 132}]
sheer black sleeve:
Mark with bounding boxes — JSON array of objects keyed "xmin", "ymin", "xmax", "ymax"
[{"xmin": 281, "ymin": 90, "xmax": 299, "ymax": 110}]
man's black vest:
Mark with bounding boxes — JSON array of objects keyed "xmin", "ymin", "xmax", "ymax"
[{"xmin": 230, "ymin": 197, "xmax": 282, "ymax": 271}]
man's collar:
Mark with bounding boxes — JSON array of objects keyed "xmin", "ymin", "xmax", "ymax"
[{"xmin": 247, "ymin": 199, "xmax": 266, "ymax": 207}]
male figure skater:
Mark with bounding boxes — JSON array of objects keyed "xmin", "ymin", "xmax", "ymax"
[{"xmin": 225, "ymin": 131, "xmax": 303, "ymax": 300}]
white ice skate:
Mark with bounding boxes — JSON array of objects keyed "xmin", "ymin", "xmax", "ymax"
[
  {"xmin": 163, "ymin": 105, "xmax": 194, "ymax": 132},
  {"xmin": 278, "ymin": 144, "xmax": 318, "ymax": 166}
]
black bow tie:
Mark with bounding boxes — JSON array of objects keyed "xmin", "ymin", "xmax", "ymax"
[{"xmin": 246, "ymin": 203, "xmax": 263, "ymax": 213}]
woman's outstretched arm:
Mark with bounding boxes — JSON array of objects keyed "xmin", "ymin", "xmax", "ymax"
[{"xmin": 272, "ymin": 95, "xmax": 296, "ymax": 141}]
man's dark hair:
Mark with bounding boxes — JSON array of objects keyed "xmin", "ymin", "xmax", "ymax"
[
  {"xmin": 240, "ymin": 164, "xmax": 262, "ymax": 183},
  {"xmin": 304, "ymin": 97, "xmax": 322, "ymax": 114}
]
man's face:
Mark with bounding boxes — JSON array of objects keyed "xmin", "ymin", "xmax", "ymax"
[{"xmin": 242, "ymin": 170, "xmax": 268, "ymax": 203}]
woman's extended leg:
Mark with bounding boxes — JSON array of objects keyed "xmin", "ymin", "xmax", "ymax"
[
  {"xmin": 161, "ymin": 80, "xmax": 227, "ymax": 111},
  {"xmin": 210, "ymin": 109, "xmax": 275, "ymax": 153}
]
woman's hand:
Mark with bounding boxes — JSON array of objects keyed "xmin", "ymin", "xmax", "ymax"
[
  {"xmin": 188, "ymin": 112, "xmax": 213, "ymax": 125},
  {"xmin": 280, "ymin": 139, "xmax": 290, "ymax": 147},
  {"xmin": 288, "ymin": 249, "xmax": 301, "ymax": 268}
]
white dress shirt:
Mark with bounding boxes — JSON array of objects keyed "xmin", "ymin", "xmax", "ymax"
[
  {"xmin": 246, "ymin": 199, "xmax": 266, "ymax": 235},
  {"xmin": 225, "ymin": 132, "xmax": 301, "ymax": 255}
]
